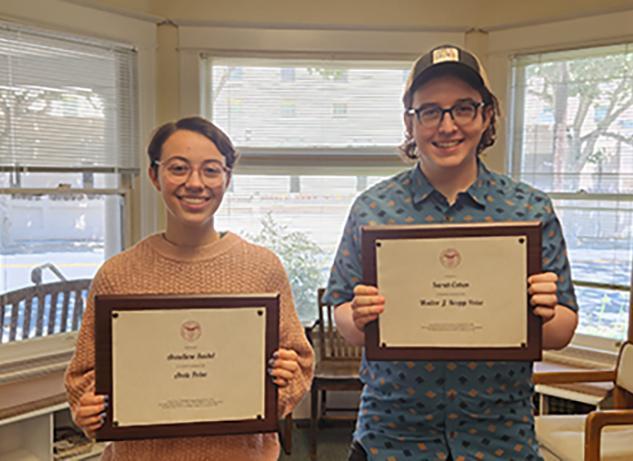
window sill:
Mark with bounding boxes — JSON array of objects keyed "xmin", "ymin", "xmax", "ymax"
[
  {"xmin": 0, "ymin": 369, "xmax": 67, "ymax": 422},
  {"xmin": 0, "ymin": 333, "xmax": 76, "ymax": 385},
  {"xmin": 542, "ymin": 344, "xmax": 618, "ymax": 370}
]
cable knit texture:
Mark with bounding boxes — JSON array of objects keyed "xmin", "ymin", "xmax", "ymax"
[{"xmin": 65, "ymin": 232, "xmax": 314, "ymax": 461}]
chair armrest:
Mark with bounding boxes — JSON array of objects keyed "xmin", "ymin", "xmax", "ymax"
[
  {"xmin": 584, "ymin": 409, "xmax": 633, "ymax": 461},
  {"xmin": 533, "ymin": 369, "xmax": 616, "ymax": 385},
  {"xmin": 305, "ymin": 319, "xmax": 320, "ymax": 345},
  {"xmin": 308, "ymin": 319, "xmax": 320, "ymax": 330}
]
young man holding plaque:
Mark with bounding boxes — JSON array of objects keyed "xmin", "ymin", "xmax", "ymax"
[
  {"xmin": 65, "ymin": 116, "xmax": 313, "ymax": 460},
  {"xmin": 324, "ymin": 45, "xmax": 578, "ymax": 461}
]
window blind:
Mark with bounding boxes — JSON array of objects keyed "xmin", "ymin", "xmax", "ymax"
[
  {"xmin": 0, "ymin": 21, "xmax": 138, "ymax": 172},
  {"xmin": 203, "ymin": 56, "xmax": 410, "ymax": 152},
  {"xmin": 510, "ymin": 43, "xmax": 633, "ymax": 194},
  {"xmin": 510, "ymin": 42, "xmax": 633, "ymax": 341}
]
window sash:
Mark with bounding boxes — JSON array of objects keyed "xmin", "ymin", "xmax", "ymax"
[
  {"xmin": 0, "ymin": 20, "xmax": 139, "ymax": 171},
  {"xmin": 202, "ymin": 56, "xmax": 411, "ymax": 152},
  {"xmin": 510, "ymin": 43, "xmax": 633, "ymax": 344},
  {"xmin": 509, "ymin": 42, "xmax": 633, "ymax": 193}
]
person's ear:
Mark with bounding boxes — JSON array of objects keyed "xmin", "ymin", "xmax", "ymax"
[
  {"xmin": 403, "ymin": 112, "xmax": 414, "ymax": 137},
  {"xmin": 482, "ymin": 105, "xmax": 493, "ymax": 130},
  {"xmin": 148, "ymin": 164, "xmax": 161, "ymax": 191}
]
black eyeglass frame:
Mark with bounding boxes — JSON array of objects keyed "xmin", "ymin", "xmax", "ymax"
[{"xmin": 406, "ymin": 100, "xmax": 486, "ymax": 127}]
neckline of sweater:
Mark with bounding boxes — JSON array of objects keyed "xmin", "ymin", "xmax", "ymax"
[{"xmin": 145, "ymin": 231, "xmax": 241, "ymax": 262}]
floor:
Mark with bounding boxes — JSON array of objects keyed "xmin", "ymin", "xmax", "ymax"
[{"xmin": 279, "ymin": 421, "xmax": 354, "ymax": 461}]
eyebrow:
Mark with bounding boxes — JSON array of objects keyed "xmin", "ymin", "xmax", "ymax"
[{"xmin": 164, "ymin": 156, "xmax": 225, "ymax": 165}]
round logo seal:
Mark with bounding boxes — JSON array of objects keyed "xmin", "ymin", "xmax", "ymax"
[
  {"xmin": 439, "ymin": 248, "xmax": 461, "ymax": 269},
  {"xmin": 180, "ymin": 320, "xmax": 202, "ymax": 342}
]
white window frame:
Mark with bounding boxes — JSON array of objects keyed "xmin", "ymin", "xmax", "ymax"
[
  {"xmin": 179, "ymin": 25, "xmax": 465, "ymax": 176},
  {"xmin": 487, "ymin": 9, "xmax": 633, "ymax": 363},
  {"xmin": 0, "ymin": 0, "xmax": 156, "ymax": 374},
  {"xmin": 199, "ymin": 55, "xmax": 412, "ymax": 175},
  {"xmin": 508, "ymin": 44, "xmax": 633, "ymax": 352}
]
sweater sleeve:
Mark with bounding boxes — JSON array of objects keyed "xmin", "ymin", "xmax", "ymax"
[
  {"xmin": 64, "ymin": 266, "xmax": 112, "ymax": 411},
  {"xmin": 267, "ymin": 255, "xmax": 314, "ymax": 417}
]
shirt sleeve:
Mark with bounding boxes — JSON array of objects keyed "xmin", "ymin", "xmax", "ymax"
[
  {"xmin": 323, "ymin": 198, "xmax": 364, "ymax": 306},
  {"xmin": 64, "ymin": 265, "xmax": 113, "ymax": 410},
  {"xmin": 540, "ymin": 196, "xmax": 578, "ymax": 312},
  {"xmin": 267, "ymin": 254, "xmax": 314, "ymax": 417}
]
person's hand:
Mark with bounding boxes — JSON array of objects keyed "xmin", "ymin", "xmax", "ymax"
[
  {"xmin": 71, "ymin": 380, "xmax": 107, "ymax": 439},
  {"xmin": 268, "ymin": 348, "xmax": 300, "ymax": 388},
  {"xmin": 350, "ymin": 284, "xmax": 384, "ymax": 332},
  {"xmin": 528, "ymin": 272, "xmax": 558, "ymax": 323}
]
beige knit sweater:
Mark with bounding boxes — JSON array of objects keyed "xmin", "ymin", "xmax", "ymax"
[{"xmin": 65, "ymin": 232, "xmax": 314, "ymax": 461}]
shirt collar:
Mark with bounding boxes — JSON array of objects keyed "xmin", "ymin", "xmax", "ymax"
[
  {"xmin": 410, "ymin": 164, "xmax": 435, "ymax": 204},
  {"xmin": 410, "ymin": 160, "xmax": 494, "ymax": 206}
]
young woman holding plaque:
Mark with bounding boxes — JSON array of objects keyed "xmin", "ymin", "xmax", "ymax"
[
  {"xmin": 65, "ymin": 116, "xmax": 313, "ymax": 460},
  {"xmin": 323, "ymin": 45, "xmax": 578, "ymax": 461}
]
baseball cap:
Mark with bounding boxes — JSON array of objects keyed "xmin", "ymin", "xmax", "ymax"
[{"xmin": 403, "ymin": 44, "xmax": 492, "ymax": 108}]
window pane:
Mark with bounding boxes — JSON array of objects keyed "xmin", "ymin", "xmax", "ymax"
[
  {"xmin": 207, "ymin": 58, "xmax": 409, "ymax": 149},
  {"xmin": 512, "ymin": 44, "xmax": 633, "ymax": 194},
  {"xmin": 512, "ymin": 43, "xmax": 633, "ymax": 342},
  {"xmin": 554, "ymin": 198, "xmax": 632, "ymax": 340},
  {"xmin": 216, "ymin": 175, "xmax": 384, "ymax": 323},
  {"xmin": 0, "ymin": 20, "xmax": 138, "ymax": 171},
  {"xmin": 0, "ymin": 192, "xmax": 123, "ymax": 343},
  {"xmin": 574, "ymin": 286, "xmax": 629, "ymax": 340}
]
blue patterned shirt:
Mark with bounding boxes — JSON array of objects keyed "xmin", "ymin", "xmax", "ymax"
[{"xmin": 323, "ymin": 161, "xmax": 578, "ymax": 461}]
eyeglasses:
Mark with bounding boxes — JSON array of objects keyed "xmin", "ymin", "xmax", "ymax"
[
  {"xmin": 406, "ymin": 100, "xmax": 485, "ymax": 128},
  {"xmin": 152, "ymin": 157, "xmax": 230, "ymax": 186}
]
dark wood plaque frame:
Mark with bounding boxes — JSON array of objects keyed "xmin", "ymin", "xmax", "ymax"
[
  {"xmin": 361, "ymin": 222, "xmax": 542, "ymax": 361},
  {"xmin": 94, "ymin": 293, "xmax": 279, "ymax": 441}
]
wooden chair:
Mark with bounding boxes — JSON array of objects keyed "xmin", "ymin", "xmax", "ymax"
[
  {"xmin": 0, "ymin": 279, "xmax": 91, "ymax": 343},
  {"xmin": 309, "ymin": 288, "xmax": 363, "ymax": 461},
  {"xmin": 534, "ymin": 341, "xmax": 633, "ymax": 461},
  {"xmin": 278, "ymin": 413, "xmax": 292, "ymax": 455}
]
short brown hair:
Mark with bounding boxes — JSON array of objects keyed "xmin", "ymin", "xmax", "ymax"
[{"xmin": 147, "ymin": 116, "xmax": 240, "ymax": 170}]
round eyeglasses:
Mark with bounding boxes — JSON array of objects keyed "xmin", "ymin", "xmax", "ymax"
[
  {"xmin": 152, "ymin": 158, "xmax": 230, "ymax": 186},
  {"xmin": 406, "ymin": 100, "xmax": 485, "ymax": 128}
]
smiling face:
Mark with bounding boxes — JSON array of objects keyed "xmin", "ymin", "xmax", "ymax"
[
  {"xmin": 406, "ymin": 75, "xmax": 491, "ymax": 178},
  {"xmin": 149, "ymin": 129, "xmax": 229, "ymax": 237}
]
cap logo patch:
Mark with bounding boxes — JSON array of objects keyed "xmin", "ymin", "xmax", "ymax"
[{"xmin": 432, "ymin": 47, "xmax": 459, "ymax": 64}]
